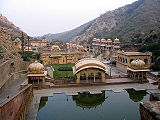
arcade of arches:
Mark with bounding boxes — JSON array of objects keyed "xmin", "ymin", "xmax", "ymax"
[
  {"xmin": 73, "ymin": 58, "xmax": 108, "ymax": 84},
  {"xmin": 77, "ymin": 68, "xmax": 106, "ymax": 83}
]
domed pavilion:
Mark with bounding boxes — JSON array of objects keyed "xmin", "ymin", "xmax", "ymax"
[
  {"xmin": 27, "ymin": 61, "xmax": 45, "ymax": 85},
  {"xmin": 72, "ymin": 58, "xmax": 108, "ymax": 83},
  {"xmin": 127, "ymin": 59, "xmax": 150, "ymax": 83}
]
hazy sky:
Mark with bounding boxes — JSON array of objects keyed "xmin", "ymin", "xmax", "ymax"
[{"xmin": 0, "ymin": 0, "xmax": 137, "ymax": 37}]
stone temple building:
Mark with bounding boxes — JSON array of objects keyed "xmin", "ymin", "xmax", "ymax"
[
  {"xmin": 127, "ymin": 59, "xmax": 150, "ymax": 83},
  {"xmin": 30, "ymin": 38, "xmax": 47, "ymax": 47},
  {"xmin": 41, "ymin": 52, "xmax": 86, "ymax": 65},
  {"xmin": 51, "ymin": 45, "xmax": 61, "ymax": 52},
  {"xmin": 116, "ymin": 51, "xmax": 152, "ymax": 73},
  {"xmin": 72, "ymin": 58, "xmax": 108, "ymax": 84},
  {"xmin": 92, "ymin": 38, "xmax": 121, "ymax": 61},
  {"xmin": 27, "ymin": 61, "xmax": 46, "ymax": 85}
]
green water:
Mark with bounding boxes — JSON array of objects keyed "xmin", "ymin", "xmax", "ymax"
[{"xmin": 36, "ymin": 89, "xmax": 149, "ymax": 120}]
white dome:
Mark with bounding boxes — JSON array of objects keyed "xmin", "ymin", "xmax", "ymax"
[
  {"xmin": 114, "ymin": 38, "xmax": 120, "ymax": 43},
  {"xmin": 131, "ymin": 59, "xmax": 145, "ymax": 67},
  {"xmin": 28, "ymin": 61, "xmax": 44, "ymax": 72},
  {"xmin": 93, "ymin": 38, "xmax": 97, "ymax": 42},
  {"xmin": 107, "ymin": 39, "xmax": 112, "ymax": 42}
]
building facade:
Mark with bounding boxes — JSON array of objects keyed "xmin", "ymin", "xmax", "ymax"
[
  {"xmin": 30, "ymin": 38, "xmax": 47, "ymax": 47},
  {"xmin": 92, "ymin": 38, "xmax": 120, "ymax": 61},
  {"xmin": 41, "ymin": 52, "xmax": 86, "ymax": 65},
  {"xmin": 116, "ymin": 51, "xmax": 152, "ymax": 73}
]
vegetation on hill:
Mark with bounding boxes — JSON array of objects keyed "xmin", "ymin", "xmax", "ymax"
[
  {"xmin": 139, "ymin": 43, "xmax": 160, "ymax": 71},
  {"xmin": 18, "ymin": 51, "xmax": 43, "ymax": 63}
]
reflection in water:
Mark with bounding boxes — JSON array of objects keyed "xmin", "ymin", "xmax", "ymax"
[
  {"xmin": 72, "ymin": 91, "xmax": 106, "ymax": 109},
  {"xmin": 126, "ymin": 88, "xmax": 148, "ymax": 102},
  {"xmin": 38, "ymin": 97, "xmax": 48, "ymax": 111},
  {"xmin": 37, "ymin": 90, "xmax": 149, "ymax": 120}
]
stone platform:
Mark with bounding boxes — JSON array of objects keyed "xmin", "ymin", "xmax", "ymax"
[{"xmin": 140, "ymin": 92, "xmax": 160, "ymax": 120}]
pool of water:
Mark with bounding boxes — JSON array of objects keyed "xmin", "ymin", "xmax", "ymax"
[{"xmin": 36, "ymin": 89, "xmax": 149, "ymax": 120}]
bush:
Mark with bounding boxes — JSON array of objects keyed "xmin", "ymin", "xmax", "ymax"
[
  {"xmin": 150, "ymin": 65, "xmax": 160, "ymax": 71},
  {"xmin": 58, "ymin": 67, "xmax": 72, "ymax": 71}
]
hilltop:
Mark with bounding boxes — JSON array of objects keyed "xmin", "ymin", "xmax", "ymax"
[
  {"xmin": 40, "ymin": 20, "xmax": 94, "ymax": 42},
  {"xmin": 41, "ymin": 0, "xmax": 160, "ymax": 44}
]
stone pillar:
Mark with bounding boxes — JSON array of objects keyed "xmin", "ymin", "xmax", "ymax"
[
  {"xmin": 146, "ymin": 72, "xmax": 148, "ymax": 80},
  {"xmin": 102, "ymin": 72, "xmax": 106, "ymax": 83},
  {"xmin": 94, "ymin": 72, "xmax": 96, "ymax": 83},
  {"xmin": 42, "ymin": 77, "xmax": 45, "ymax": 85},
  {"xmin": 142, "ymin": 72, "xmax": 144, "ymax": 81},
  {"xmin": 138, "ymin": 73, "xmax": 140, "ymax": 81},
  {"xmin": 133, "ymin": 73, "xmax": 136, "ymax": 81},
  {"xmin": 76, "ymin": 73, "xmax": 80, "ymax": 84},
  {"xmin": 86, "ymin": 73, "xmax": 88, "ymax": 83},
  {"xmin": 158, "ymin": 79, "xmax": 160, "ymax": 89}
]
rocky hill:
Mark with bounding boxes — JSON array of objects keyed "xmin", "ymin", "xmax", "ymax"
[
  {"xmin": 42, "ymin": 0, "xmax": 160, "ymax": 44},
  {"xmin": 142, "ymin": 27, "xmax": 160, "ymax": 44},
  {"xmin": 40, "ymin": 20, "xmax": 94, "ymax": 42},
  {"xmin": 0, "ymin": 27, "xmax": 21, "ymax": 64},
  {"xmin": 71, "ymin": 0, "xmax": 160, "ymax": 44},
  {"xmin": 0, "ymin": 15, "xmax": 26, "ymax": 37}
]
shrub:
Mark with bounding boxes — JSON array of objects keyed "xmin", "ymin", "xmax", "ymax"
[{"xmin": 58, "ymin": 67, "xmax": 72, "ymax": 71}]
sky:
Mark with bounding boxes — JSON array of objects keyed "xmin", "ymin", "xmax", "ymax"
[{"xmin": 0, "ymin": 0, "xmax": 137, "ymax": 37}]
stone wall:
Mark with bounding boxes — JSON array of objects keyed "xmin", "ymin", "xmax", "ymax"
[
  {"xmin": 0, "ymin": 59, "xmax": 30, "ymax": 94},
  {"xmin": 116, "ymin": 62, "xmax": 127, "ymax": 73},
  {"xmin": 140, "ymin": 93, "xmax": 160, "ymax": 120},
  {"xmin": 0, "ymin": 84, "xmax": 33, "ymax": 120}
]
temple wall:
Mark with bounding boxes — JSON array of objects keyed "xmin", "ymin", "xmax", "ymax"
[
  {"xmin": 140, "ymin": 93, "xmax": 160, "ymax": 120},
  {"xmin": 0, "ymin": 84, "xmax": 33, "ymax": 120},
  {"xmin": 116, "ymin": 62, "xmax": 127, "ymax": 73},
  {"xmin": 0, "ymin": 59, "xmax": 30, "ymax": 95}
]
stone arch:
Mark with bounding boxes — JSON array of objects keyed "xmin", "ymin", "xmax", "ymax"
[
  {"xmin": 126, "ymin": 58, "xmax": 128, "ymax": 63},
  {"xmin": 123, "ymin": 58, "xmax": 125, "ymax": 63},
  {"xmin": 130, "ymin": 59, "xmax": 134, "ymax": 63},
  {"xmin": 144, "ymin": 59, "xmax": 148, "ymax": 64},
  {"xmin": 80, "ymin": 73, "xmax": 86, "ymax": 80}
]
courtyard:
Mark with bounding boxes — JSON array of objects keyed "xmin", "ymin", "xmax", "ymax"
[{"xmin": 52, "ymin": 64, "xmax": 74, "ymax": 78}]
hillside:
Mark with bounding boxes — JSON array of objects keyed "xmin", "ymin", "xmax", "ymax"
[
  {"xmin": 40, "ymin": 20, "xmax": 94, "ymax": 42},
  {"xmin": 0, "ymin": 27, "xmax": 21, "ymax": 64},
  {"xmin": 142, "ymin": 27, "xmax": 160, "ymax": 44},
  {"xmin": 41, "ymin": 0, "xmax": 160, "ymax": 44},
  {"xmin": 71, "ymin": 0, "xmax": 160, "ymax": 44},
  {"xmin": 0, "ymin": 15, "xmax": 26, "ymax": 37}
]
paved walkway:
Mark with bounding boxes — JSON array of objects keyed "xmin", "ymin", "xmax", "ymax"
[
  {"xmin": 106, "ymin": 78, "xmax": 134, "ymax": 84},
  {"xmin": 105, "ymin": 64, "xmax": 127, "ymax": 76},
  {"xmin": 0, "ymin": 78, "xmax": 27, "ymax": 104}
]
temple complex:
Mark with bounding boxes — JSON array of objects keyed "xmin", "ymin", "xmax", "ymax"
[
  {"xmin": 66, "ymin": 42, "xmax": 86, "ymax": 52},
  {"xmin": 92, "ymin": 38, "xmax": 121, "ymax": 61},
  {"xmin": 41, "ymin": 52, "xmax": 86, "ymax": 65}
]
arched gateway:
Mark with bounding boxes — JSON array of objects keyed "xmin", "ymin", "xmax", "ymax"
[{"xmin": 72, "ymin": 58, "xmax": 108, "ymax": 83}]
